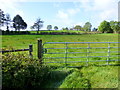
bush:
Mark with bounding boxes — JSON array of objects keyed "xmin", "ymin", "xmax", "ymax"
[{"xmin": 2, "ymin": 53, "xmax": 50, "ymax": 89}]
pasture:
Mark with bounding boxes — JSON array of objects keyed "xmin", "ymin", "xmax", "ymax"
[
  {"xmin": 1, "ymin": 33, "xmax": 118, "ymax": 57},
  {"xmin": 1, "ymin": 33, "xmax": 120, "ymax": 88}
]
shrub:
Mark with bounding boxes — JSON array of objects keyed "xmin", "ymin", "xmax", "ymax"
[{"xmin": 2, "ymin": 53, "xmax": 50, "ymax": 89}]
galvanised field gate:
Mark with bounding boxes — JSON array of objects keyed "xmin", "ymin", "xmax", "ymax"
[{"xmin": 38, "ymin": 40, "xmax": 120, "ymax": 67}]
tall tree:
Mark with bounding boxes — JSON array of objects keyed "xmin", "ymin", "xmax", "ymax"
[
  {"xmin": 0, "ymin": 9, "xmax": 5, "ymax": 28},
  {"xmin": 5, "ymin": 13, "xmax": 11, "ymax": 31},
  {"xmin": 47, "ymin": 25, "xmax": 52, "ymax": 30},
  {"xmin": 13, "ymin": 14, "xmax": 27, "ymax": 31},
  {"xmin": 31, "ymin": 18, "xmax": 44, "ymax": 34},
  {"xmin": 110, "ymin": 21, "xmax": 120, "ymax": 33},
  {"xmin": 83, "ymin": 22, "xmax": 92, "ymax": 31},
  {"xmin": 54, "ymin": 26, "xmax": 58, "ymax": 30},
  {"xmin": 98, "ymin": 20, "xmax": 113, "ymax": 33}
]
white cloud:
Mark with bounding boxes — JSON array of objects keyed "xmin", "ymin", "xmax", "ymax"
[
  {"xmin": 0, "ymin": 0, "xmax": 24, "ymax": 18},
  {"xmin": 99, "ymin": 9, "xmax": 116, "ymax": 20},
  {"xmin": 55, "ymin": 8, "xmax": 81, "ymax": 27},
  {"xmin": 54, "ymin": 10, "xmax": 73, "ymax": 28},
  {"xmin": 56, "ymin": 10, "xmax": 69, "ymax": 20},
  {"xmin": 67, "ymin": 8, "xmax": 80, "ymax": 16},
  {"xmin": 87, "ymin": 0, "xmax": 118, "ymax": 20}
]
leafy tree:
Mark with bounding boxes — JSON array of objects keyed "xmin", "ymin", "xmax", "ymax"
[
  {"xmin": 110, "ymin": 21, "xmax": 120, "ymax": 33},
  {"xmin": 54, "ymin": 26, "xmax": 58, "ymax": 30},
  {"xmin": 47, "ymin": 25, "xmax": 52, "ymax": 30},
  {"xmin": 110, "ymin": 21, "xmax": 115, "ymax": 30},
  {"xmin": 5, "ymin": 13, "xmax": 11, "ymax": 31},
  {"xmin": 31, "ymin": 18, "xmax": 44, "ymax": 34},
  {"xmin": 83, "ymin": 22, "xmax": 92, "ymax": 31},
  {"xmin": 65, "ymin": 27, "xmax": 69, "ymax": 30},
  {"xmin": 74, "ymin": 25, "xmax": 82, "ymax": 31},
  {"xmin": 62, "ymin": 27, "xmax": 69, "ymax": 30},
  {"xmin": 98, "ymin": 20, "xmax": 113, "ymax": 33},
  {"xmin": 13, "ymin": 14, "xmax": 27, "ymax": 31},
  {"xmin": 0, "ymin": 9, "xmax": 5, "ymax": 28}
]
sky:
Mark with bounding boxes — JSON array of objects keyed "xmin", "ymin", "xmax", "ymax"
[{"xmin": 0, "ymin": 0, "xmax": 119, "ymax": 30}]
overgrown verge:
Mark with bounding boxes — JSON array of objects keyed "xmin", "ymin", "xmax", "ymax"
[{"xmin": 2, "ymin": 53, "xmax": 51, "ymax": 89}]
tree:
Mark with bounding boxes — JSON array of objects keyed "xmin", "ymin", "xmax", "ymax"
[
  {"xmin": 62, "ymin": 27, "xmax": 69, "ymax": 30},
  {"xmin": 74, "ymin": 25, "xmax": 82, "ymax": 31},
  {"xmin": 54, "ymin": 26, "xmax": 58, "ymax": 30},
  {"xmin": 83, "ymin": 22, "xmax": 92, "ymax": 31},
  {"xmin": 98, "ymin": 20, "xmax": 113, "ymax": 33},
  {"xmin": 47, "ymin": 25, "xmax": 52, "ymax": 30},
  {"xmin": 31, "ymin": 18, "xmax": 44, "ymax": 34},
  {"xmin": 110, "ymin": 21, "xmax": 120, "ymax": 33},
  {"xmin": 110, "ymin": 21, "xmax": 115, "ymax": 30},
  {"xmin": 5, "ymin": 13, "xmax": 11, "ymax": 31},
  {"xmin": 0, "ymin": 9, "xmax": 5, "ymax": 28},
  {"xmin": 13, "ymin": 14, "xmax": 27, "ymax": 31},
  {"xmin": 92, "ymin": 27, "xmax": 97, "ymax": 31}
]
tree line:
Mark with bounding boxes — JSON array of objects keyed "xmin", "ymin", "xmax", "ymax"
[{"xmin": 0, "ymin": 9, "xmax": 120, "ymax": 34}]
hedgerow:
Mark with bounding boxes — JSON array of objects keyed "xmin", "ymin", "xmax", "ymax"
[{"xmin": 2, "ymin": 53, "xmax": 50, "ymax": 89}]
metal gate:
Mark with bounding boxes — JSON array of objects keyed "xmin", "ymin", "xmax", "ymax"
[{"xmin": 42, "ymin": 42, "xmax": 120, "ymax": 67}]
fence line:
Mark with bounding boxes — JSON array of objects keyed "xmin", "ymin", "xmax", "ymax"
[{"xmin": 1, "ymin": 44, "xmax": 33, "ymax": 58}]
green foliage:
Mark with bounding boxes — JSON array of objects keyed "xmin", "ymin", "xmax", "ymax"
[
  {"xmin": 110, "ymin": 21, "xmax": 120, "ymax": 33},
  {"xmin": 74, "ymin": 25, "xmax": 83, "ymax": 31},
  {"xmin": 54, "ymin": 26, "xmax": 58, "ymax": 30},
  {"xmin": 0, "ymin": 9, "xmax": 5, "ymax": 27},
  {"xmin": 2, "ymin": 53, "xmax": 50, "ymax": 89},
  {"xmin": 62, "ymin": 27, "xmax": 69, "ymax": 30},
  {"xmin": 13, "ymin": 14, "xmax": 27, "ymax": 31},
  {"xmin": 98, "ymin": 20, "xmax": 113, "ymax": 33},
  {"xmin": 31, "ymin": 18, "xmax": 44, "ymax": 34},
  {"xmin": 47, "ymin": 25, "xmax": 52, "ymax": 30},
  {"xmin": 83, "ymin": 22, "xmax": 92, "ymax": 31}
]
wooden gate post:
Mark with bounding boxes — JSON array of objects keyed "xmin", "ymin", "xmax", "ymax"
[
  {"xmin": 38, "ymin": 39, "xmax": 43, "ymax": 64},
  {"xmin": 29, "ymin": 44, "xmax": 33, "ymax": 58}
]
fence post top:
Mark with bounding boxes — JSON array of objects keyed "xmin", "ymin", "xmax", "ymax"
[
  {"xmin": 38, "ymin": 38, "xmax": 42, "ymax": 41},
  {"xmin": 29, "ymin": 44, "xmax": 32, "ymax": 46}
]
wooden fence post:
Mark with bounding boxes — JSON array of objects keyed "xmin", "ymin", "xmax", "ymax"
[
  {"xmin": 29, "ymin": 44, "xmax": 33, "ymax": 58},
  {"xmin": 38, "ymin": 39, "xmax": 43, "ymax": 64}
]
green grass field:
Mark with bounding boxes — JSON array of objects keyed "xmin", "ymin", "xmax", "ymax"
[
  {"xmin": 1, "ymin": 33, "xmax": 119, "ymax": 65},
  {"xmin": 1, "ymin": 33, "xmax": 120, "ymax": 88}
]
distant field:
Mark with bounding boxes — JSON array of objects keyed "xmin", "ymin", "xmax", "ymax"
[{"xmin": 30, "ymin": 30, "xmax": 85, "ymax": 34}]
